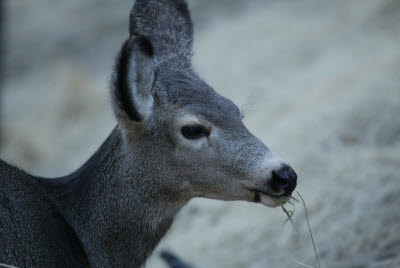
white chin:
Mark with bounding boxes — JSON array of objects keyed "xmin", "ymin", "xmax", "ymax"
[{"xmin": 259, "ymin": 193, "xmax": 280, "ymax": 207}]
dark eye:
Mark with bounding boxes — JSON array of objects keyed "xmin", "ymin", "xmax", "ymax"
[{"xmin": 181, "ymin": 125, "xmax": 209, "ymax": 140}]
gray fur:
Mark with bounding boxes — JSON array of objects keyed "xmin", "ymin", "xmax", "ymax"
[
  {"xmin": 129, "ymin": 0, "xmax": 193, "ymax": 68},
  {"xmin": 0, "ymin": 0, "xmax": 296, "ymax": 267}
]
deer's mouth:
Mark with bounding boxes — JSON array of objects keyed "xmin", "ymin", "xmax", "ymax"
[
  {"xmin": 253, "ymin": 192, "xmax": 280, "ymax": 207},
  {"xmin": 245, "ymin": 187, "xmax": 285, "ymax": 207}
]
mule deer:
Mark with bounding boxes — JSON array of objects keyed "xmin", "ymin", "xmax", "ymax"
[{"xmin": 0, "ymin": 0, "xmax": 297, "ymax": 267}]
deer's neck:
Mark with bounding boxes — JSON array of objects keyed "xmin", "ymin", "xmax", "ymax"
[{"xmin": 40, "ymin": 127, "xmax": 187, "ymax": 267}]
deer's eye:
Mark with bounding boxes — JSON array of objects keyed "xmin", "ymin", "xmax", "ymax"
[{"xmin": 181, "ymin": 125, "xmax": 209, "ymax": 139}]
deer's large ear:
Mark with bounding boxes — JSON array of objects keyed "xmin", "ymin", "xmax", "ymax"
[{"xmin": 112, "ymin": 36, "xmax": 156, "ymax": 127}]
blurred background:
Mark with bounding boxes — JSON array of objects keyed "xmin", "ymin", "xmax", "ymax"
[{"xmin": 1, "ymin": 0, "xmax": 400, "ymax": 267}]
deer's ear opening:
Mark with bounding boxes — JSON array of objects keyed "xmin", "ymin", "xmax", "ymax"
[{"xmin": 112, "ymin": 36, "xmax": 156, "ymax": 126}]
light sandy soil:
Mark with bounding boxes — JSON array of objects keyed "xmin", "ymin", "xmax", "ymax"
[{"xmin": 1, "ymin": 0, "xmax": 399, "ymax": 267}]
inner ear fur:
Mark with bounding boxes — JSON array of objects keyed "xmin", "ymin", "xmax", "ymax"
[{"xmin": 112, "ymin": 36, "xmax": 156, "ymax": 127}]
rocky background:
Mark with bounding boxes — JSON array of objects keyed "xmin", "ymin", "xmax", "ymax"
[{"xmin": 1, "ymin": 0, "xmax": 400, "ymax": 267}]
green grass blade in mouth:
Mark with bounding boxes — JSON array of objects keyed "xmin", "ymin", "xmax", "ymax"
[
  {"xmin": 274, "ymin": 196, "xmax": 298, "ymax": 232},
  {"xmin": 274, "ymin": 193, "xmax": 321, "ymax": 268},
  {"xmin": 296, "ymin": 191, "xmax": 320, "ymax": 268}
]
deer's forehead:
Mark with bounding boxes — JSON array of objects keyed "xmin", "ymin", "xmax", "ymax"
[
  {"xmin": 182, "ymin": 95, "xmax": 241, "ymax": 120},
  {"xmin": 157, "ymin": 74, "xmax": 241, "ymax": 120},
  {"xmin": 163, "ymin": 88, "xmax": 240, "ymax": 120}
]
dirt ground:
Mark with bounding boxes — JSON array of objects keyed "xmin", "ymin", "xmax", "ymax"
[{"xmin": 1, "ymin": 0, "xmax": 400, "ymax": 267}]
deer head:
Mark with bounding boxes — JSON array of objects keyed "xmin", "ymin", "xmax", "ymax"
[{"xmin": 111, "ymin": 0, "xmax": 297, "ymax": 208}]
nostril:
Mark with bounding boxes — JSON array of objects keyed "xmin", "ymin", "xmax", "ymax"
[
  {"xmin": 274, "ymin": 168, "xmax": 290, "ymax": 180},
  {"xmin": 272, "ymin": 166, "xmax": 297, "ymax": 193},
  {"xmin": 272, "ymin": 170, "xmax": 287, "ymax": 185},
  {"xmin": 271, "ymin": 170, "xmax": 289, "ymax": 190}
]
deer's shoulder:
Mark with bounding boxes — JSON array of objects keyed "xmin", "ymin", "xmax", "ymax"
[{"xmin": 0, "ymin": 159, "xmax": 90, "ymax": 267}]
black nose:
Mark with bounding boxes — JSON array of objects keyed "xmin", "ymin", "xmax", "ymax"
[{"xmin": 272, "ymin": 165, "xmax": 297, "ymax": 195}]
